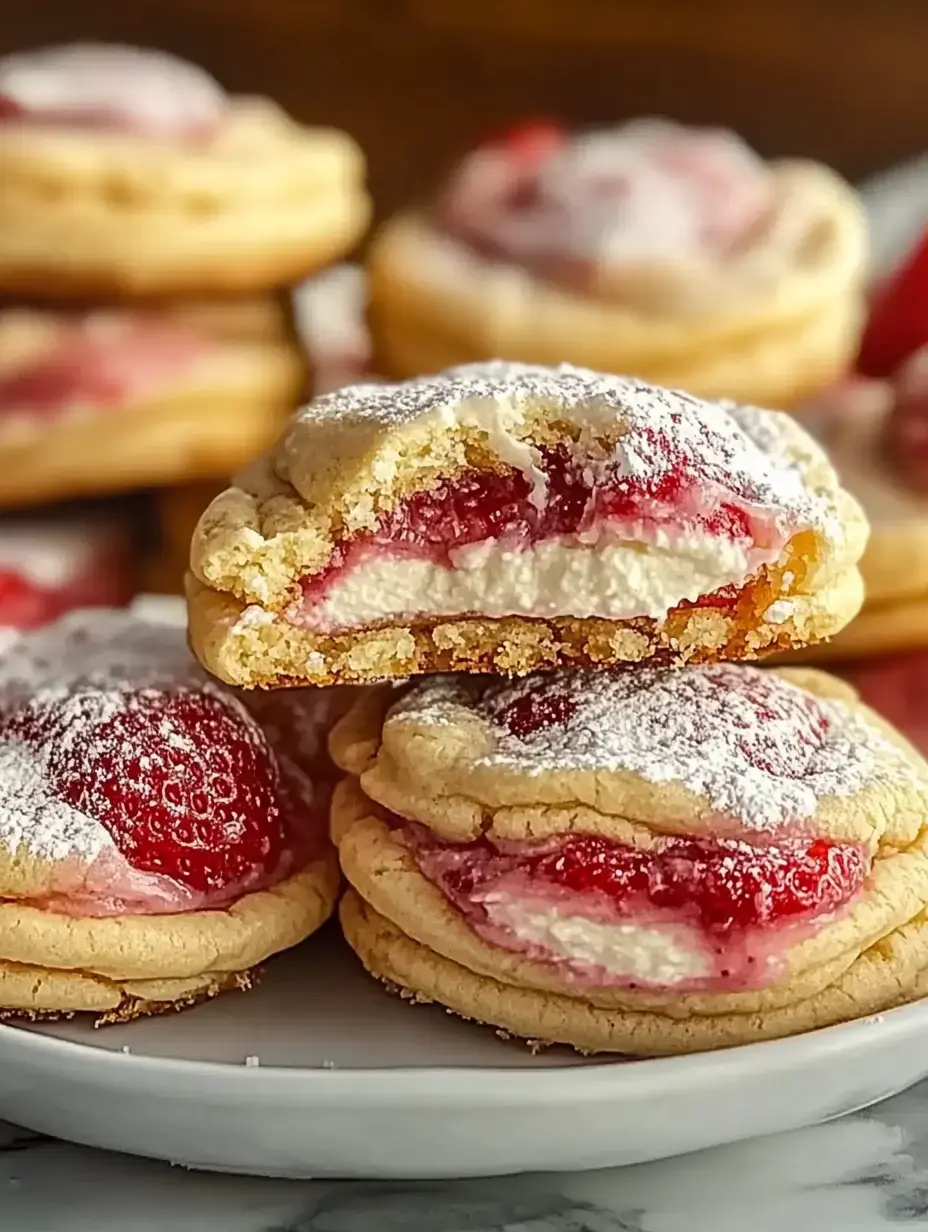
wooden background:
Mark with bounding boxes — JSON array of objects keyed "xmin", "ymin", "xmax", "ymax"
[{"xmin": 1, "ymin": 0, "xmax": 923, "ymax": 220}]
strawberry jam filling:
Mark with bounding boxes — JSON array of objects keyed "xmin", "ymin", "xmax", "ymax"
[
  {"xmin": 410, "ymin": 826, "xmax": 868, "ymax": 991},
  {"xmin": 0, "ymin": 323, "xmax": 206, "ymax": 419},
  {"xmin": 295, "ymin": 445, "xmax": 783, "ymax": 630}
]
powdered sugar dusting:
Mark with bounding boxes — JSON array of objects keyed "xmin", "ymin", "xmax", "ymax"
[
  {"xmin": 0, "ymin": 44, "xmax": 226, "ymax": 139},
  {"xmin": 0, "ymin": 608, "xmax": 264, "ymax": 870},
  {"xmin": 0, "ymin": 736, "xmax": 107, "ymax": 863},
  {"xmin": 441, "ymin": 118, "xmax": 771, "ymax": 266},
  {"xmin": 292, "ymin": 363, "xmax": 837, "ymax": 540},
  {"xmin": 388, "ymin": 666, "xmax": 919, "ymax": 831},
  {"xmin": 0, "ymin": 607, "xmax": 205, "ymax": 703}
]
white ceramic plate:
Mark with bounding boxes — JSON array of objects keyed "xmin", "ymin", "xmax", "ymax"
[{"xmin": 1, "ymin": 926, "xmax": 927, "ymax": 1179}]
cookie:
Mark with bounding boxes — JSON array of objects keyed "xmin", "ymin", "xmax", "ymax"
[
  {"xmin": 0, "ymin": 608, "xmax": 341, "ymax": 1020},
  {"xmin": 330, "ymin": 665, "xmax": 928, "ymax": 1053},
  {"xmin": 369, "ymin": 118, "xmax": 867, "ymax": 408},
  {"xmin": 0, "ymin": 302, "xmax": 307, "ymax": 506},
  {"xmin": 186, "ymin": 362, "xmax": 867, "ymax": 688},
  {"xmin": 0, "ymin": 44, "xmax": 370, "ymax": 299},
  {"xmin": 341, "ymin": 892, "xmax": 928, "ymax": 1056},
  {"xmin": 790, "ymin": 357, "xmax": 928, "ymax": 662},
  {"xmin": 0, "ymin": 962, "xmax": 256, "ymax": 1024}
]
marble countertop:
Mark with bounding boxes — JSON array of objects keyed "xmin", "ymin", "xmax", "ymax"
[{"xmin": 4, "ymin": 1081, "xmax": 928, "ymax": 1231}]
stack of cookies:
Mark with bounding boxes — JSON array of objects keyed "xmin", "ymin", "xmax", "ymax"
[
  {"xmin": 0, "ymin": 603, "xmax": 346, "ymax": 1022},
  {"xmin": 0, "ymin": 42, "xmax": 370, "ymax": 623},
  {"xmin": 791, "ymin": 228, "xmax": 928, "ymax": 758},
  {"xmin": 184, "ymin": 361, "xmax": 928, "ymax": 1055}
]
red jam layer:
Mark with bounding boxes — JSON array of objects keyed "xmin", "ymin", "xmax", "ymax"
[
  {"xmin": 411, "ymin": 828, "xmax": 868, "ymax": 990},
  {"xmin": 0, "ymin": 327, "xmax": 205, "ymax": 418},
  {"xmin": 299, "ymin": 445, "xmax": 769, "ymax": 614}
]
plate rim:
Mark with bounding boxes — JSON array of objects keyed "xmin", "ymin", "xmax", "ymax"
[{"xmin": 2, "ymin": 996, "xmax": 925, "ymax": 1108}]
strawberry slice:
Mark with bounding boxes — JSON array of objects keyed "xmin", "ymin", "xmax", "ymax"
[
  {"xmin": 858, "ymin": 228, "xmax": 928, "ymax": 378},
  {"xmin": 8, "ymin": 687, "xmax": 291, "ymax": 897},
  {"xmin": 478, "ymin": 117, "xmax": 566, "ymax": 167}
]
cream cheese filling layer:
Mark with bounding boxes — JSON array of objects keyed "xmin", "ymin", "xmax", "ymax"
[
  {"xmin": 301, "ymin": 528, "xmax": 774, "ymax": 630},
  {"xmin": 483, "ymin": 896, "xmax": 713, "ymax": 985}
]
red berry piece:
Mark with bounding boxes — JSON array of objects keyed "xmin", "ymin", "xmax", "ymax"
[
  {"xmin": 859, "ymin": 228, "xmax": 928, "ymax": 378},
  {"xmin": 479, "ymin": 118, "xmax": 566, "ymax": 167},
  {"xmin": 0, "ymin": 571, "xmax": 48, "ymax": 629},
  {"xmin": 10, "ymin": 687, "xmax": 289, "ymax": 897},
  {"xmin": 426, "ymin": 831, "xmax": 867, "ymax": 935},
  {"xmin": 499, "ymin": 689, "xmax": 578, "ymax": 738}
]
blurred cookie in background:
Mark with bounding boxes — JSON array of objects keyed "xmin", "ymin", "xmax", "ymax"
[
  {"xmin": 0, "ymin": 43, "xmax": 370, "ymax": 299},
  {"xmin": 788, "ymin": 225, "xmax": 928, "ymax": 755},
  {"xmin": 0, "ymin": 299, "xmax": 307, "ymax": 507},
  {"xmin": 294, "ymin": 263, "xmax": 375, "ymax": 394},
  {"xmin": 143, "ymin": 265, "xmax": 375, "ymax": 595},
  {"xmin": 142, "ymin": 481, "xmax": 223, "ymax": 596},
  {"xmin": 369, "ymin": 116, "xmax": 868, "ymax": 408},
  {"xmin": 793, "ymin": 222, "xmax": 928, "ymax": 663}
]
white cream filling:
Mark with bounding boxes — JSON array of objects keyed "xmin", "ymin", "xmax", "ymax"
[
  {"xmin": 303, "ymin": 528, "xmax": 768, "ymax": 629},
  {"xmin": 485, "ymin": 897, "xmax": 712, "ymax": 984}
]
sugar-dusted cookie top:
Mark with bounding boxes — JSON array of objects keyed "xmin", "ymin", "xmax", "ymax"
[
  {"xmin": 334, "ymin": 664, "xmax": 926, "ymax": 848},
  {"xmin": 187, "ymin": 362, "xmax": 866, "ymax": 687},
  {"xmin": 196, "ymin": 361, "xmax": 864, "ymax": 600}
]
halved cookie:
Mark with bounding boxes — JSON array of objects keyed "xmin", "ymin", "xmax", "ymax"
[{"xmin": 188, "ymin": 362, "xmax": 867, "ymax": 687}]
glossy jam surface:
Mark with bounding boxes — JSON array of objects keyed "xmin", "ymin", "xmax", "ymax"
[
  {"xmin": 417, "ymin": 831, "xmax": 866, "ymax": 938},
  {"xmin": 379, "ymin": 447, "xmax": 753, "ymax": 548}
]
